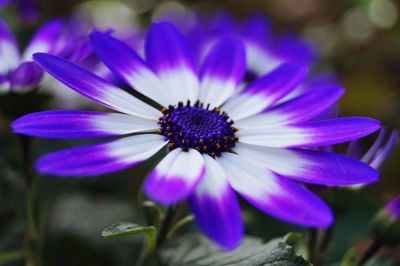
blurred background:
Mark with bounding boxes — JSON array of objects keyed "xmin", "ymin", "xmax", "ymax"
[{"xmin": 0, "ymin": 0, "xmax": 400, "ymax": 265}]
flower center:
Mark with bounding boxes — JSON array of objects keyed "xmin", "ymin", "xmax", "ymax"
[{"xmin": 159, "ymin": 101, "xmax": 238, "ymax": 157}]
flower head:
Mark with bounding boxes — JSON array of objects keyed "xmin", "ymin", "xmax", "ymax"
[
  {"xmin": 13, "ymin": 21, "xmax": 380, "ymax": 250},
  {"xmin": 0, "ymin": 18, "xmax": 64, "ymax": 93},
  {"xmin": 162, "ymin": 11, "xmax": 317, "ymax": 77},
  {"xmin": 370, "ymin": 196, "xmax": 400, "ymax": 245}
]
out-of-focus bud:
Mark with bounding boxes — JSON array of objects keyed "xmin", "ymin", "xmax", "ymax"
[{"xmin": 370, "ymin": 196, "xmax": 400, "ymax": 245}]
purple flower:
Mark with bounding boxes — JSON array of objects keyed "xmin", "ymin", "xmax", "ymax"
[
  {"xmin": 0, "ymin": 18, "xmax": 64, "ymax": 93},
  {"xmin": 385, "ymin": 196, "xmax": 400, "ymax": 220},
  {"xmin": 370, "ymin": 196, "xmax": 400, "ymax": 245},
  {"xmin": 160, "ymin": 11, "xmax": 316, "ymax": 77},
  {"xmin": 13, "ymin": 21, "xmax": 381, "ymax": 250}
]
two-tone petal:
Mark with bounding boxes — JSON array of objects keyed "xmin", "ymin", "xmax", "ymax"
[
  {"xmin": 33, "ymin": 53, "xmax": 161, "ymax": 119},
  {"xmin": 90, "ymin": 32, "xmax": 171, "ymax": 106},
  {"xmin": 222, "ymin": 62, "xmax": 308, "ymax": 120},
  {"xmin": 0, "ymin": 18, "xmax": 19, "ymax": 75},
  {"xmin": 36, "ymin": 134, "xmax": 167, "ymax": 176},
  {"xmin": 235, "ymin": 143, "xmax": 379, "ymax": 186},
  {"xmin": 189, "ymin": 155, "xmax": 243, "ymax": 250},
  {"xmin": 237, "ymin": 117, "xmax": 381, "ymax": 147},
  {"xmin": 198, "ymin": 37, "xmax": 246, "ymax": 107},
  {"xmin": 144, "ymin": 148, "xmax": 205, "ymax": 204},
  {"xmin": 218, "ymin": 153, "xmax": 333, "ymax": 227},
  {"xmin": 22, "ymin": 18, "xmax": 64, "ymax": 61},
  {"xmin": 12, "ymin": 110, "xmax": 159, "ymax": 138},
  {"xmin": 145, "ymin": 22, "xmax": 199, "ymax": 104},
  {"xmin": 9, "ymin": 61, "xmax": 43, "ymax": 92},
  {"xmin": 235, "ymin": 85, "xmax": 344, "ymax": 128}
]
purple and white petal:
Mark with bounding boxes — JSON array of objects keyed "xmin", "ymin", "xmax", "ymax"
[
  {"xmin": 218, "ymin": 153, "xmax": 333, "ymax": 228},
  {"xmin": 189, "ymin": 155, "xmax": 243, "ymax": 250},
  {"xmin": 9, "ymin": 61, "xmax": 43, "ymax": 92},
  {"xmin": 12, "ymin": 110, "xmax": 159, "ymax": 138},
  {"xmin": 33, "ymin": 53, "xmax": 161, "ymax": 119},
  {"xmin": 144, "ymin": 148, "xmax": 205, "ymax": 204},
  {"xmin": 22, "ymin": 18, "xmax": 64, "ymax": 61},
  {"xmin": 235, "ymin": 143, "xmax": 379, "ymax": 186},
  {"xmin": 90, "ymin": 32, "xmax": 171, "ymax": 106},
  {"xmin": 198, "ymin": 37, "xmax": 246, "ymax": 108},
  {"xmin": 37, "ymin": 134, "xmax": 167, "ymax": 177},
  {"xmin": 369, "ymin": 130, "xmax": 398, "ymax": 169},
  {"xmin": 145, "ymin": 22, "xmax": 199, "ymax": 104},
  {"xmin": 222, "ymin": 62, "xmax": 308, "ymax": 120},
  {"xmin": 237, "ymin": 117, "xmax": 381, "ymax": 148},
  {"xmin": 0, "ymin": 18, "xmax": 20, "ymax": 75},
  {"xmin": 245, "ymin": 43, "xmax": 283, "ymax": 77},
  {"xmin": 235, "ymin": 85, "xmax": 344, "ymax": 128},
  {"xmin": 0, "ymin": 74, "xmax": 10, "ymax": 93}
]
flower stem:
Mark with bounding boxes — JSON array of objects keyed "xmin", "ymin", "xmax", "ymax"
[
  {"xmin": 358, "ymin": 240, "xmax": 383, "ymax": 266},
  {"xmin": 156, "ymin": 205, "xmax": 178, "ymax": 249},
  {"xmin": 307, "ymin": 228, "xmax": 318, "ymax": 265},
  {"xmin": 135, "ymin": 205, "xmax": 178, "ymax": 266},
  {"xmin": 18, "ymin": 135, "xmax": 40, "ymax": 266}
]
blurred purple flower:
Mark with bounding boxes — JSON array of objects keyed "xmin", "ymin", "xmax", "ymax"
[
  {"xmin": 385, "ymin": 196, "xmax": 400, "ymax": 220},
  {"xmin": 157, "ymin": 11, "xmax": 317, "ymax": 77},
  {"xmin": 39, "ymin": 14, "xmax": 142, "ymax": 108},
  {"xmin": 0, "ymin": 17, "xmax": 64, "ymax": 93},
  {"xmin": 13, "ymin": 21, "xmax": 380, "ymax": 249}
]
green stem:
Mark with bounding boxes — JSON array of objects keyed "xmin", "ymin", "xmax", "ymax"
[
  {"xmin": 166, "ymin": 214, "xmax": 193, "ymax": 240},
  {"xmin": 0, "ymin": 249, "xmax": 26, "ymax": 265},
  {"xmin": 135, "ymin": 205, "xmax": 178, "ymax": 266},
  {"xmin": 307, "ymin": 228, "xmax": 318, "ymax": 265},
  {"xmin": 358, "ymin": 240, "xmax": 382, "ymax": 266},
  {"xmin": 18, "ymin": 135, "xmax": 39, "ymax": 266},
  {"xmin": 315, "ymin": 226, "xmax": 333, "ymax": 265},
  {"xmin": 156, "ymin": 205, "xmax": 178, "ymax": 249}
]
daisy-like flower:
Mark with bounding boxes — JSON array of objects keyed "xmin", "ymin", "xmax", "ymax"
[
  {"xmin": 0, "ymin": 17, "xmax": 64, "ymax": 93},
  {"xmin": 13, "ymin": 21, "xmax": 380, "ymax": 249}
]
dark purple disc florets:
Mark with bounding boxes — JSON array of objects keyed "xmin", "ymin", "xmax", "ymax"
[{"xmin": 159, "ymin": 101, "xmax": 238, "ymax": 157}]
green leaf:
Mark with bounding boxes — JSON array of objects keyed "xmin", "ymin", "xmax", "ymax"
[
  {"xmin": 162, "ymin": 233, "xmax": 311, "ymax": 266},
  {"xmin": 101, "ymin": 222, "xmax": 156, "ymax": 251}
]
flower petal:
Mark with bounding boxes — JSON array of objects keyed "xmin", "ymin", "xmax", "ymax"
[
  {"xmin": 145, "ymin": 22, "xmax": 199, "ymax": 104},
  {"xmin": 218, "ymin": 153, "xmax": 333, "ymax": 228},
  {"xmin": 223, "ymin": 62, "xmax": 308, "ymax": 120},
  {"xmin": 188, "ymin": 155, "xmax": 243, "ymax": 250},
  {"xmin": 235, "ymin": 143, "xmax": 379, "ymax": 186},
  {"xmin": 237, "ymin": 117, "xmax": 381, "ymax": 148},
  {"xmin": 9, "ymin": 61, "xmax": 43, "ymax": 92},
  {"xmin": 33, "ymin": 53, "xmax": 161, "ymax": 119},
  {"xmin": 0, "ymin": 74, "xmax": 10, "ymax": 93},
  {"xmin": 90, "ymin": 32, "xmax": 171, "ymax": 106},
  {"xmin": 0, "ymin": 18, "xmax": 19, "ymax": 75},
  {"xmin": 368, "ymin": 130, "xmax": 398, "ymax": 169},
  {"xmin": 36, "ymin": 134, "xmax": 167, "ymax": 177},
  {"xmin": 235, "ymin": 85, "xmax": 344, "ymax": 128},
  {"xmin": 12, "ymin": 110, "xmax": 159, "ymax": 138},
  {"xmin": 198, "ymin": 37, "xmax": 246, "ymax": 107},
  {"xmin": 22, "ymin": 18, "xmax": 64, "ymax": 61},
  {"xmin": 144, "ymin": 148, "xmax": 205, "ymax": 204}
]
